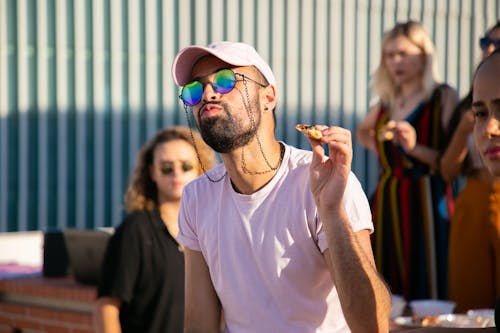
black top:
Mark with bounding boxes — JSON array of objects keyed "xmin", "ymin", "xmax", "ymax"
[{"xmin": 98, "ymin": 209, "xmax": 184, "ymax": 333}]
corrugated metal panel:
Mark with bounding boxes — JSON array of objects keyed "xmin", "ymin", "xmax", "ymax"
[{"xmin": 0, "ymin": 0, "xmax": 498, "ymax": 231}]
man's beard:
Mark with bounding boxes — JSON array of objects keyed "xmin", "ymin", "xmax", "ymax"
[{"xmin": 198, "ymin": 101, "xmax": 259, "ymax": 154}]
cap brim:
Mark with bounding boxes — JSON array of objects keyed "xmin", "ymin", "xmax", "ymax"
[{"xmin": 172, "ymin": 46, "xmax": 253, "ymax": 86}]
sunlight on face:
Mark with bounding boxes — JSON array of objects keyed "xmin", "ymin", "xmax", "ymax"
[
  {"xmin": 150, "ymin": 139, "xmax": 200, "ymax": 202},
  {"xmin": 473, "ymin": 55, "xmax": 500, "ymax": 177},
  {"xmin": 384, "ymin": 36, "xmax": 424, "ymax": 85}
]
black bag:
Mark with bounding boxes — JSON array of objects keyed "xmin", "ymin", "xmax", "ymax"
[{"xmin": 42, "ymin": 230, "xmax": 69, "ymax": 277}]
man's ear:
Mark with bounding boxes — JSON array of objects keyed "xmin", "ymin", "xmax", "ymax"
[{"xmin": 261, "ymin": 84, "xmax": 277, "ymax": 112}]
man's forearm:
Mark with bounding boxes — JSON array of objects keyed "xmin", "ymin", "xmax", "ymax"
[{"xmin": 322, "ymin": 209, "xmax": 391, "ymax": 333}]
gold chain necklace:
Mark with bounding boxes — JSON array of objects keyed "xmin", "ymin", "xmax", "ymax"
[{"xmin": 241, "ymin": 142, "xmax": 285, "ymax": 175}]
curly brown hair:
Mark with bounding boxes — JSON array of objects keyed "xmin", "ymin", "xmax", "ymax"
[{"xmin": 123, "ymin": 126, "xmax": 217, "ymax": 212}]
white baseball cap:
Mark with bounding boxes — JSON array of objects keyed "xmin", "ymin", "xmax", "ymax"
[{"xmin": 172, "ymin": 41, "xmax": 276, "ymax": 87}]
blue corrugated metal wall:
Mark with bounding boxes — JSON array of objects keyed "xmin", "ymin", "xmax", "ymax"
[{"xmin": 1, "ymin": 0, "xmax": 499, "ymax": 231}]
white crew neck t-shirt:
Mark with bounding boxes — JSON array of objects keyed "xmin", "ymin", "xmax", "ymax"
[{"xmin": 177, "ymin": 143, "xmax": 373, "ymax": 333}]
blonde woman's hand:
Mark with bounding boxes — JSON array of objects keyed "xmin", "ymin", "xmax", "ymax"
[{"xmin": 393, "ymin": 121, "xmax": 418, "ymax": 153}]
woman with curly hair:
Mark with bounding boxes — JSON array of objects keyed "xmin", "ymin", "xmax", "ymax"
[{"xmin": 95, "ymin": 126, "xmax": 216, "ymax": 333}]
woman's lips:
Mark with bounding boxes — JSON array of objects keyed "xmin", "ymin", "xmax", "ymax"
[
  {"xmin": 484, "ymin": 146, "xmax": 500, "ymax": 160},
  {"xmin": 394, "ymin": 70, "xmax": 405, "ymax": 77},
  {"xmin": 172, "ymin": 180, "xmax": 185, "ymax": 188}
]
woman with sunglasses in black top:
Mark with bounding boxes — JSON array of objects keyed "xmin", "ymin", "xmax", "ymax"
[
  {"xmin": 95, "ymin": 126, "xmax": 216, "ymax": 333},
  {"xmin": 441, "ymin": 21, "xmax": 500, "ymax": 313}
]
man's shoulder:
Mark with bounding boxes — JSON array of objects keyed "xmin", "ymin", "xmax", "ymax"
[
  {"xmin": 184, "ymin": 164, "xmax": 227, "ymax": 193},
  {"xmin": 286, "ymin": 144, "xmax": 314, "ymax": 167},
  {"xmin": 345, "ymin": 171, "xmax": 367, "ymax": 196}
]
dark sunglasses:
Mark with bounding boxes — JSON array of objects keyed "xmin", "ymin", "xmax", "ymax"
[
  {"xmin": 479, "ymin": 36, "xmax": 500, "ymax": 51},
  {"xmin": 179, "ymin": 68, "xmax": 267, "ymax": 107},
  {"xmin": 160, "ymin": 162, "xmax": 195, "ymax": 175}
]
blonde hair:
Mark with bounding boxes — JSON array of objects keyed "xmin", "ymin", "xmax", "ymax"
[
  {"xmin": 124, "ymin": 126, "xmax": 217, "ymax": 212},
  {"xmin": 371, "ymin": 21, "xmax": 440, "ymax": 107}
]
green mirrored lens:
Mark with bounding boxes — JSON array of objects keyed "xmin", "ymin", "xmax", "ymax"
[
  {"xmin": 181, "ymin": 81, "xmax": 203, "ymax": 106},
  {"xmin": 180, "ymin": 69, "xmax": 237, "ymax": 106},
  {"xmin": 213, "ymin": 69, "xmax": 236, "ymax": 94}
]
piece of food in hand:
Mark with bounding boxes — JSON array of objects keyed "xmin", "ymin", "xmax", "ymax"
[
  {"xmin": 378, "ymin": 129, "xmax": 394, "ymax": 141},
  {"xmin": 295, "ymin": 124, "xmax": 323, "ymax": 140},
  {"xmin": 377, "ymin": 120, "xmax": 396, "ymax": 141}
]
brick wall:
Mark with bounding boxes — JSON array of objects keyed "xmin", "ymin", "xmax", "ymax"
[
  {"xmin": 0, "ymin": 302, "xmax": 94, "ymax": 333},
  {"xmin": 0, "ymin": 276, "xmax": 97, "ymax": 333}
]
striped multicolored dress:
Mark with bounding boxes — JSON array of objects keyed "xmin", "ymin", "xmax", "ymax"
[{"xmin": 371, "ymin": 86, "xmax": 453, "ymax": 301}]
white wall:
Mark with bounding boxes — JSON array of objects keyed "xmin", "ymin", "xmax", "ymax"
[{"xmin": 0, "ymin": 231, "xmax": 44, "ymax": 267}]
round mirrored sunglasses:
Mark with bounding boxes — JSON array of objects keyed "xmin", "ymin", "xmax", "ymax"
[{"xmin": 179, "ymin": 68, "xmax": 267, "ymax": 107}]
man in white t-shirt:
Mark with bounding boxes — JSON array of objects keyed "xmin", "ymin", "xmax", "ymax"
[{"xmin": 172, "ymin": 41, "xmax": 391, "ymax": 332}]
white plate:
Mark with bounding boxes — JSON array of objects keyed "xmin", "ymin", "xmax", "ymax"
[{"xmin": 393, "ymin": 314, "xmax": 495, "ymax": 328}]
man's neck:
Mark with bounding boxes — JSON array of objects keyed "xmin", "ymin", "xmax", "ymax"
[{"xmin": 222, "ymin": 141, "xmax": 284, "ymax": 195}]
